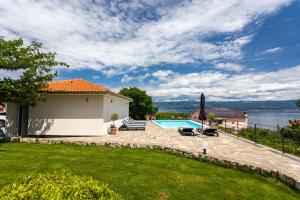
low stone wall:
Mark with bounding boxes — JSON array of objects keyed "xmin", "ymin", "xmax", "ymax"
[{"xmin": 20, "ymin": 138, "xmax": 300, "ymax": 192}]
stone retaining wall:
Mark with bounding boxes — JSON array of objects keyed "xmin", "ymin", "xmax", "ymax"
[{"xmin": 20, "ymin": 138, "xmax": 300, "ymax": 192}]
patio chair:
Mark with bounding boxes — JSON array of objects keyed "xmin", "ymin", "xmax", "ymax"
[
  {"xmin": 197, "ymin": 128, "xmax": 218, "ymax": 136},
  {"xmin": 119, "ymin": 120, "xmax": 145, "ymax": 131},
  {"xmin": 178, "ymin": 127, "xmax": 195, "ymax": 136},
  {"xmin": 128, "ymin": 117, "xmax": 146, "ymax": 125}
]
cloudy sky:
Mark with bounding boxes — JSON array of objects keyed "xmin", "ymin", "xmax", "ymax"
[{"xmin": 1, "ymin": 0, "xmax": 300, "ymax": 101}]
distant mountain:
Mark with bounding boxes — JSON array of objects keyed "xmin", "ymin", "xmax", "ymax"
[{"xmin": 154, "ymin": 100, "xmax": 300, "ymax": 113}]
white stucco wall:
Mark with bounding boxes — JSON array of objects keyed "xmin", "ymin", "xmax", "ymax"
[
  {"xmin": 5, "ymin": 103, "xmax": 18, "ymax": 136},
  {"xmin": 5, "ymin": 93, "xmax": 130, "ymax": 136},
  {"xmin": 28, "ymin": 94, "xmax": 104, "ymax": 136},
  {"xmin": 102, "ymin": 94, "xmax": 130, "ymax": 134}
]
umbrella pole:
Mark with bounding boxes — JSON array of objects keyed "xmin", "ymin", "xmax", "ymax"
[{"xmin": 202, "ymin": 119, "xmax": 204, "ymax": 134}]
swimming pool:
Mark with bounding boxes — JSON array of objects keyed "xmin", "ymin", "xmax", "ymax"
[{"xmin": 153, "ymin": 120, "xmax": 202, "ymax": 129}]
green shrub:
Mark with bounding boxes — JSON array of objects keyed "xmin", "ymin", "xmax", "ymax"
[
  {"xmin": 155, "ymin": 112, "xmax": 190, "ymax": 120},
  {"xmin": 282, "ymin": 126, "xmax": 300, "ymax": 142},
  {"xmin": 217, "ymin": 125, "xmax": 236, "ymax": 134},
  {"xmin": 207, "ymin": 112, "xmax": 216, "ymax": 125},
  {"xmin": 230, "ymin": 127, "xmax": 300, "ymax": 157},
  {"xmin": 0, "ymin": 170, "xmax": 122, "ymax": 200}
]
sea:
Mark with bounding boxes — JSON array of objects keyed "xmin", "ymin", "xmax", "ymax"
[{"xmin": 154, "ymin": 100, "xmax": 300, "ymax": 129}]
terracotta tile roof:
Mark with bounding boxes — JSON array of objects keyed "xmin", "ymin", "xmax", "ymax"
[
  {"xmin": 191, "ymin": 109, "xmax": 247, "ymax": 120},
  {"xmin": 44, "ymin": 79, "xmax": 110, "ymax": 93},
  {"xmin": 42, "ymin": 79, "xmax": 132, "ymax": 101}
]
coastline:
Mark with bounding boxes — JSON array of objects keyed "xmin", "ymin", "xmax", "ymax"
[{"xmin": 155, "ymin": 100, "xmax": 300, "ymax": 127}]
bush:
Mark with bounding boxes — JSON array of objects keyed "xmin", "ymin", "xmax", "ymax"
[
  {"xmin": 207, "ymin": 113, "xmax": 216, "ymax": 125},
  {"xmin": 230, "ymin": 127, "xmax": 300, "ymax": 157},
  {"xmin": 155, "ymin": 112, "xmax": 190, "ymax": 120},
  {"xmin": 0, "ymin": 171, "xmax": 122, "ymax": 200},
  {"xmin": 217, "ymin": 125, "xmax": 236, "ymax": 134},
  {"xmin": 282, "ymin": 126, "xmax": 300, "ymax": 144}
]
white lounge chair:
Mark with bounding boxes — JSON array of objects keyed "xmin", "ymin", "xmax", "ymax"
[
  {"xmin": 120, "ymin": 120, "xmax": 145, "ymax": 130},
  {"xmin": 127, "ymin": 117, "xmax": 146, "ymax": 125}
]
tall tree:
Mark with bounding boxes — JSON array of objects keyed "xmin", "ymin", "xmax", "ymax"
[
  {"xmin": 0, "ymin": 36, "xmax": 68, "ymax": 106},
  {"xmin": 119, "ymin": 87, "xmax": 157, "ymax": 119},
  {"xmin": 0, "ymin": 36, "xmax": 68, "ymax": 136}
]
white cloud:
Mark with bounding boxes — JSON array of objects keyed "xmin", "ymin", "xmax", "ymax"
[
  {"xmin": 258, "ymin": 47, "xmax": 283, "ymax": 55},
  {"xmin": 140, "ymin": 73, "xmax": 151, "ymax": 81},
  {"xmin": 101, "ymin": 68, "xmax": 126, "ymax": 78},
  {"xmin": 265, "ymin": 47, "xmax": 282, "ymax": 54},
  {"xmin": 121, "ymin": 74, "xmax": 133, "ymax": 83},
  {"xmin": 152, "ymin": 70, "xmax": 174, "ymax": 80},
  {"xmin": 214, "ymin": 63, "xmax": 243, "ymax": 72},
  {"xmin": 121, "ymin": 72, "xmax": 151, "ymax": 83},
  {"xmin": 145, "ymin": 65, "xmax": 300, "ymax": 101},
  {"xmin": 0, "ymin": 0, "xmax": 292, "ymax": 74}
]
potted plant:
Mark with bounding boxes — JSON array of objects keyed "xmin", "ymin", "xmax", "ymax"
[
  {"xmin": 110, "ymin": 113, "xmax": 118, "ymax": 135},
  {"xmin": 145, "ymin": 114, "xmax": 150, "ymax": 120}
]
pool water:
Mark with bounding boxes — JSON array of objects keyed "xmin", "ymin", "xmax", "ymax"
[{"xmin": 154, "ymin": 120, "xmax": 202, "ymax": 129}]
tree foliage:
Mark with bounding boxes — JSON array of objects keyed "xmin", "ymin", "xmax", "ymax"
[
  {"xmin": 0, "ymin": 36, "xmax": 68, "ymax": 105},
  {"xmin": 119, "ymin": 87, "xmax": 157, "ymax": 119},
  {"xmin": 296, "ymin": 101, "xmax": 300, "ymax": 107},
  {"xmin": 155, "ymin": 112, "xmax": 190, "ymax": 120}
]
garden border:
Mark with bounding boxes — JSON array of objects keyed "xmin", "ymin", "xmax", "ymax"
[
  {"xmin": 19, "ymin": 138, "xmax": 300, "ymax": 192},
  {"xmin": 219, "ymin": 131, "xmax": 300, "ymax": 162}
]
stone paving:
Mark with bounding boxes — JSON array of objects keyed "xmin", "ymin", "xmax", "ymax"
[{"xmin": 21, "ymin": 121, "xmax": 300, "ymax": 188}]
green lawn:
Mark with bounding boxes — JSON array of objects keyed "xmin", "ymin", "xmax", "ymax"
[{"xmin": 0, "ymin": 143, "xmax": 299, "ymax": 200}]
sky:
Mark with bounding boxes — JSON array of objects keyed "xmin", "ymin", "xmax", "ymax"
[{"xmin": 0, "ymin": 0, "xmax": 300, "ymax": 101}]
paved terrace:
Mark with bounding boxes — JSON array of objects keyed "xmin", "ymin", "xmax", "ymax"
[{"xmin": 21, "ymin": 121, "xmax": 300, "ymax": 189}]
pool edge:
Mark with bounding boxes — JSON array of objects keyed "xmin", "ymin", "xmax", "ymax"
[{"xmin": 152, "ymin": 120, "xmax": 205, "ymax": 129}]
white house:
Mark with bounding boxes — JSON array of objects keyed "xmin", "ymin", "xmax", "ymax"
[{"xmin": 5, "ymin": 79, "xmax": 132, "ymax": 136}]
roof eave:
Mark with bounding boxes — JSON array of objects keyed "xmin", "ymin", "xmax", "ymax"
[
  {"xmin": 107, "ymin": 91, "xmax": 133, "ymax": 102},
  {"xmin": 43, "ymin": 91, "xmax": 133, "ymax": 101}
]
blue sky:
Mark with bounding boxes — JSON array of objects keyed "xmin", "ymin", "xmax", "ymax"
[{"xmin": 0, "ymin": 0, "xmax": 300, "ymax": 101}]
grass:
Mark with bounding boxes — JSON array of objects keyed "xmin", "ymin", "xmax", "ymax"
[{"xmin": 0, "ymin": 143, "xmax": 299, "ymax": 200}]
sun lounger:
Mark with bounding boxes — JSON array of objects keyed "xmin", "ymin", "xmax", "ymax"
[
  {"xmin": 197, "ymin": 128, "xmax": 218, "ymax": 136},
  {"xmin": 178, "ymin": 127, "xmax": 195, "ymax": 136},
  {"xmin": 119, "ymin": 120, "xmax": 145, "ymax": 131},
  {"xmin": 128, "ymin": 117, "xmax": 146, "ymax": 125},
  {"xmin": 125, "ymin": 118, "xmax": 146, "ymax": 126}
]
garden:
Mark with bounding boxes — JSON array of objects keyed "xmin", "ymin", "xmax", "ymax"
[
  {"xmin": 0, "ymin": 143, "xmax": 299, "ymax": 199},
  {"xmin": 216, "ymin": 120, "xmax": 300, "ymax": 157}
]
